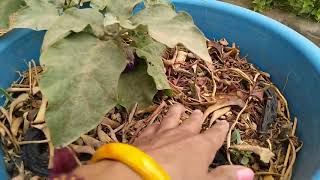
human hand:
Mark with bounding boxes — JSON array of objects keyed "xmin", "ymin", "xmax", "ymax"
[{"xmin": 74, "ymin": 104, "xmax": 254, "ymax": 180}]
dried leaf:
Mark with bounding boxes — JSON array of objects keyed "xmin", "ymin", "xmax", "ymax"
[
  {"xmin": 209, "ymin": 106, "xmax": 231, "ymax": 127},
  {"xmin": 11, "ymin": 116, "xmax": 23, "ymax": 137},
  {"xmin": 97, "ymin": 125, "xmax": 112, "ymax": 143},
  {"xmin": 23, "ymin": 112, "xmax": 30, "ymax": 134},
  {"xmin": 0, "ymin": 126, "xmax": 5, "ymax": 137},
  {"xmin": 80, "ymin": 135, "xmax": 104, "ymax": 149},
  {"xmin": 69, "ymin": 144, "xmax": 95, "ymax": 155},
  {"xmin": 106, "ymin": 125, "xmax": 119, "ymax": 142},
  {"xmin": 33, "ymin": 96, "xmax": 47, "ymax": 124},
  {"xmin": 230, "ymin": 144, "xmax": 275, "ymax": 163},
  {"xmin": 101, "ymin": 117, "xmax": 121, "ymax": 129},
  {"xmin": 9, "ymin": 93, "xmax": 29, "ymax": 125},
  {"xmin": 203, "ymin": 95, "xmax": 245, "ymax": 121}
]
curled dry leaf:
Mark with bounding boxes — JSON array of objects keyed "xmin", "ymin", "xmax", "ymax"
[
  {"xmin": 11, "ymin": 116, "xmax": 23, "ymax": 137},
  {"xmin": 106, "ymin": 125, "xmax": 119, "ymax": 142},
  {"xmin": 101, "ymin": 117, "xmax": 121, "ymax": 129},
  {"xmin": 80, "ymin": 134, "xmax": 104, "ymax": 149},
  {"xmin": 0, "ymin": 106, "xmax": 10, "ymax": 122},
  {"xmin": 203, "ymin": 95, "xmax": 245, "ymax": 121},
  {"xmin": 9, "ymin": 93, "xmax": 29, "ymax": 125},
  {"xmin": 33, "ymin": 96, "xmax": 48, "ymax": 124},
  {"xmin": 0, "ymin": 126, "xmax": 5, "ymax": 137},
  {"xmin": 97, "ymin": 125, "xmax": 112, "ymax": 143},
  {"xmin": 69, "ymin": 144, "xmax": 95, "ymax": 155},
  {"xmin": 230, "ymin": 144, "xmax": 275, "ymax": 163},
  {"xmin": 209, "ymin": 106, "xmax": 231, "ymax": 127},
  {"xmin": 23, "ymin": 112, "xmax": 30, "ymax": 134}
]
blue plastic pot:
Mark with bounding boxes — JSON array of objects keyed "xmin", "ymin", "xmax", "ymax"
[{"xmin": 1, "ymin": 0, "xmax": 320, "ymax": 179}]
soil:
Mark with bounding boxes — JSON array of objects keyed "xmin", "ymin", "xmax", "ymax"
[{"xmin": 0, "ymin": 38, "xmax": 302, "ymax": 180}]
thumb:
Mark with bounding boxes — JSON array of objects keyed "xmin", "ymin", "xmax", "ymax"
[{"xmin": 207, "ymin": 165, "xmax": 254, "ymax": 180}]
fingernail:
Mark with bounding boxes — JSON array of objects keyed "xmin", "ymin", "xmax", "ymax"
[
  {"xmin": 237, "ymin": 168, "xmax": 254, "ymax": 180},
  {"xmin": 193, "ymin": 109, "xmax": 202, "ymax": 114}
]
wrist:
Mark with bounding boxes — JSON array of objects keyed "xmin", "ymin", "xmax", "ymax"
[{"xmin": 73, "ymin": 160, "xmax": 141, "ymax": 180}]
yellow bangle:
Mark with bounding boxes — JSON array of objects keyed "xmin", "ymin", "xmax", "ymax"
[{"xmin": 90, "ymin": 143, "xmax": 170, "ymax": 180}]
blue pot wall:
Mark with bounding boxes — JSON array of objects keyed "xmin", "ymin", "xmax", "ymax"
[{"xmin": 1, "ymin": 0, "xmax": 320, "ymax": 179}]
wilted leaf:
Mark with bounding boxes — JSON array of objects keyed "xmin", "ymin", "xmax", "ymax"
[
  {"xmin": 144, "ymin": 0, "xmax": 174, "ymax": 8},
  {"xmin": 103, "ymin": 13, "xmax": 137, "ymax": 31},
  {"xmin": 118, "ymin": 61, "xmax": 157, "ymax": 110},
  {"xmin": 130, "ymin": 27, "xmax": 170, "ymax": 90},
  {"xmin": 42, "ymin": 7, "xmax": 104, "ymax": 51},
  {"xmin": 12, "ymin": 0, "xmax": 60, "ymax": 30},
  {"xmin": 91, "ymin": 0, "xmax": 141, "ymax": 19},
  {"xmin": 40, "ymin": 33, "xmax": 127, "ymax": 147},
  {"xmin": 0, "ymin": 0, "xmax": 25, "ymax": 32},
  {"xmin": 131, "ymin": 4, "xmax": 211, "ymax": 63}
]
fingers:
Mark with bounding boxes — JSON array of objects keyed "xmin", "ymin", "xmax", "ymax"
[
  {"xmin": 138, "ymin": 123, "xmax": 160, "ymax": 138},
  {"xmin": 158, "ymin": 104, "xmax": 185, "ymax": 132},
  {"xmin": 179, "ymin": 110, "xmax": 204, "ymax": 134},
  {"xmin": 207, "ymin": 165, "xmax": 254, "ymax": 180},
  {"xmin": 198, "ymin": 120, "xmax": 229, "ymax": 162}
]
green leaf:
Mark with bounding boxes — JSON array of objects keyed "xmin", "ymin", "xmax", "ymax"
[
  {"xmin": 39, "ymin": 33, "xmax": 127, "ymax": 147},
  {"xmin": 231, "ymin": 128, "xmax": 242, "ymax": 144},
  {"xmin": 91, "ymin": 0, "xmax": 141, "ymax": 19},
  {"xmin": 240, "ymin": 156, "xmax": 250, "ymax": 165},
  {"xmin": 118, "ymin": 61, "xmax": 157, "ymax": 110},
  {"xmin": 131, "ymin": 4, "xmax": 211, "ymax": 63},
  {"xmin": 0, "ymin": 0, "xmax": 25, "ymax": 31},
  {"xmin": 12, "ymin": 0, "xmax": 60, "ymax": 30},
  {"xmin": 130, "ymin": 26, "xmax": 170, "ymax": 90},
  {"xmin": 42, "ymin": 7, "xmax": 104, "ymax": 51}
]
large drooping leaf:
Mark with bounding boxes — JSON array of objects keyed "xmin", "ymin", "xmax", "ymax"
[
  {"xmin": 91, "ymin": 0, "xmax": 141, "ymax": 19},
  {"xmin": 42, "ymin": 7, "xmax": 104, "ymax": 51},
  {"xmin": 130, "ymin": 27, "xmax": 170, "ymax": 90},
  {"xmin": 39, "ymin": 33, "xmax": 127, "ymax": 147},
  {"xmin": 118, "ymin": 61, "xmax": 157, "ymax": 110},
  {"xmin": 12, "ymin": 0, "xmax": 60, "ymax": 30},
  {"xmin": 131, "ymin": 4, "xmax": 212, "ymax": 63},
  {"xmin": 0, "ymin": 0, "xmax": 25, "ymax": 32}
]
